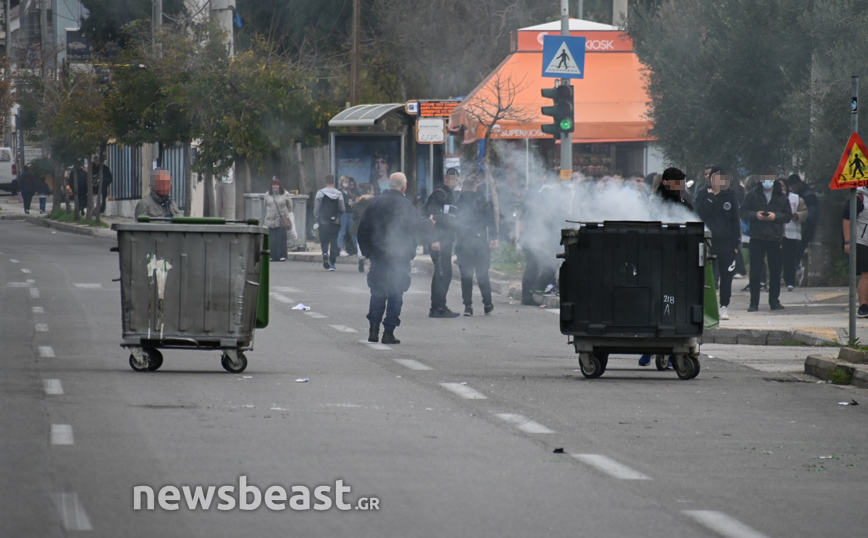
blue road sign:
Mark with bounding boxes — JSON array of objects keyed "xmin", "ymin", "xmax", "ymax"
[{"xmin": 542, "ymin": 36, "xmax": 586, "ymax": 79}]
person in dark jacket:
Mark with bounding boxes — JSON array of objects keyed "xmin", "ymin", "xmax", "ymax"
[
  {"xmin": 425, "ymin": 167, "xmax": 461, "ymax": 318},
  {"xmin": 785, "ymin": 174, "xmax": 820, "ymax": 282},
  {"xmin": 740, "ymin": 173, "xmax": 792, "ymax": 311},
  {"xmin": 92, "ymin": 157, "xmax": 113, "ymax": 214},
  {"xmin": 17, "ymin": 164, "xmax": 35, "ymax": 214},
  {"xmin": 351, "ymin": 183, "xmax": 375, "ymax": 273},
  {"xmin": 455, "ymin": 172, "xmax": 498, "ymax": 316},
  {"xmin": 656, "ymin": 167, "xmax": 694, "ymax": 210},
  {"xmin": 695, "ymin": 167, "xmax": 741, "ymax": 320},
  {"xmin": 68, "ymin": 163, "xmax": 90, "ymax": 216},
  {"xmin": 357, "ymin": 172, "xmax": 433, "ymax": 344}
]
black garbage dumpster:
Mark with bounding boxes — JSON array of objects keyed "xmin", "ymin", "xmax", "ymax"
[{"xmin": 559, "ymin": 221, "xmax": 709, "ymax": 380}]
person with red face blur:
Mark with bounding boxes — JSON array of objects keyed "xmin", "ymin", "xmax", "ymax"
[{"xmin": 135, "ymin": 168, "xmax": 180, "ymax": 218}]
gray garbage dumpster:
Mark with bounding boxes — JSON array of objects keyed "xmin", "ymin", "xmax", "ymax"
[
  {"xmin": 243, "ymin": 192, "xmax": 267, "ymax": 224},
  {"xmin": 112, "ymin": 218, "xmax": 269, "ymax": 373},
  {"xmin": 289, "ymin": 194, "xmax": 308, "ymax": 250}
]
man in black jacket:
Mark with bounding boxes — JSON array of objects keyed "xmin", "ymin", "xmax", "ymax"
[
  {"xmin": 695, "ymin": 167, "xmax": 741, "ymax": 320},
  {"xmin": 740, "ymin": 173, "xmax": 792, "ymax": 311},
  {"xmin": 357, "ymin": 172, "xmax": 433, "ymax": 344},
  {"xmin": 455, "ymin": 172, "xmax": 498, "ymax": 316},
  {"xmin": 425, "ymin": 168, "xmax": 460, "ymax": 318}
]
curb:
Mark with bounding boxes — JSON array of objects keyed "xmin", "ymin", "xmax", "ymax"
[
  {"xmin": 804, "ymin": 354, "xmax": 868, "ymax": 388},
  {"xmin": 702, "ymin": 327, "xmax": 838, "ymax": 347}
]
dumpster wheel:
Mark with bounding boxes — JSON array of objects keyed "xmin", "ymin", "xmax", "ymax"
[
  {"xmin": 145, "ymin": 348, "xmax": 163, "ymax": 372},
  {"xmin": 221, "ymin": 350, "xmax": 248, "ymax": 373},
  {"xmin": 655, "ymin": 354, "xmax": 671, "ymax": 371},
  {"xmin": 579, "ymin": 353, "xmax": 607, "ymax": 379},
  {"xmin": 129, "ymin": 354, "xmax": 149, "ymax": 372},
  {"xmin": 674, "ymin": 355, "xmax": 699, "ymax": 380}
]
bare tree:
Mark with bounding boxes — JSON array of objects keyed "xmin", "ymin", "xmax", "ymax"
[{"xmin": 460, "ymin": 71, "xmax": 535, "ymax": 231}]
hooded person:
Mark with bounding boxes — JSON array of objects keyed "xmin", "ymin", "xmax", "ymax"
[
  {"xmin": 135, "ymin": 168, "xmax": 180, "ymax": 218},
  {"xmin": 656, "ymin": 167, "xmax": 694, "ymax": 210},
  {"xmin": 314, "ymin": 174, "xmax": 346, "ymax": 270},
  {"xmin": 694, "ymin": 166, "xmax": 741, "ymax": 320},
  {"xmin": 740, "ymin": 170, "xmax": 792, "ymax": 311}
]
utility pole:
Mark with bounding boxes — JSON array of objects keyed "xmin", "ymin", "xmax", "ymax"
[
  {"xmin": 849, "ymin": 76, "xmax": 859, "ymax": 343},
  {"xmin": 350, "ymin": 0, "xmax": 360, "ymax": 106},
  {"xmin": 560, "ymin": 0, "xmax": 572, "ymax": 180},
  {"xmin": 153, "ymin": 0, "xmax": 162, "ymax": 51},
  {"xmin": 211, "ymin": 0, "xmax": 236, "ymax": 218},
  {"xmin": 577, "ymin": 0, "xmax": 583, "ymax": 20}
]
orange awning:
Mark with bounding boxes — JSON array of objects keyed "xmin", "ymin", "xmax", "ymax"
[{"xmin": 449, "ymin": 51, "xmax": 653, "ymax": 144}]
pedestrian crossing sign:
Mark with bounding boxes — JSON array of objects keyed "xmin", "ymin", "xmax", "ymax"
[
  {"xmin": 830, "ymin": 132, "xmax": 868, "ymax": 190},
  {"xmin": 542, "ymin": 36, "xmax": 586, "ymax": 79}
]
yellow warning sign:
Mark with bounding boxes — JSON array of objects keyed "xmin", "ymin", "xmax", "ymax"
[{"xmin": 830, "ymin": 132, "xmax": 868, "ymax": 190}]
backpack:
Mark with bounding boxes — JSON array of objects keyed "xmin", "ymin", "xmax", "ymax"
[{"xmin": 319, "ymin": 194, "xmax": 341, "ymax": 224}]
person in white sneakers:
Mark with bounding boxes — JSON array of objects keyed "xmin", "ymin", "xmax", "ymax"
[{"xmin": 695, "ymin": 166, "xmax": 741, "ymax": 320}]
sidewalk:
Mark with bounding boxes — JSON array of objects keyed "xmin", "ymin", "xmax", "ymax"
[{"xmin": 3, "ymin": 194, "xmax": 860, "ymax": 349}]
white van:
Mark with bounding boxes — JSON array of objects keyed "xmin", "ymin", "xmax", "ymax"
[{"xmin": 0, "ymin": 148, "xmax": 17, "ymax": 193}]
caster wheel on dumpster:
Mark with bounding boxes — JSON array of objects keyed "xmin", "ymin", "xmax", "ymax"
[
  {"xmin": 144, "ymin": 348, "xmax": 164, "ymax": 371},
  {"xmin": 221, "ymin": 351, "xmax": 248, "ymax": 373},
  {"xmin": 655, "ymin": 354, "xmax": 670, "ymax": 371},
  {"xmin": 688, "ymin": 357, "xmax": 700, "ymax": 379},
  {"xmin": 579, "ymin": 353, "xmax": 605, "ymax": 379},
  {"xmin": 129, "ymin": 354, "xmax": 149, "ymax": 372},
  {"xmin": 674, "ymin": 355, "xmax": 695, "ymax": 380}
]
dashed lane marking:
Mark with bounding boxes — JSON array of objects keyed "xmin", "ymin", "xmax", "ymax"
[
  {"xmin": 394, "ymin": 359, "xmax": 433, "ymax": 371},
  {"xmin": 29, "ymin": 288, "xmax": 40, "ymax": 298},
  {"xmin": 38, "ymin": 346, "xmax": 55, "ymax": 358},
  {"xmin": 270, "ymin": 292, "xmax": 293, "ymax": 304},
  {"xmin": 494, "ymin": 413, "xmax": 555, "ymax": 433},
  {"xmin": 9, "ymin": 258, "xmax": 19, "ymax": 263},
  {"xmin": 54, "ymin": 493, "xmax": 93, "ymax": 531},
  {"xmin": 329, "ymin": 325, "xmax": 358, "ymax": 333},
  {"xmin": 73, "ymin": 283, "xmax": 103, "ymax": 289},
  {"xmin": 360, "ymin": 339, "xmax": 392, "ymax": 351},
  {"xmin": 35, "ymin": 323, "xmax": 48, "ymax": 332},
  {"xmin": 51, "ymin": 424, "xmax": 74, "ymax": 445},
  {"xmin": 33, "ymin": 306, "xmax": 44, "ymax": 313},
  {"xmin": 272, "ymin": 286, "xmax": 300, "ymax": 293},
  {"xmin": 44, "ymin": 379, "xmax": 63, "ymax": 395},
  {"xmin": 441, "ymin": 383, "xmax": 487, "ymax": 399},
  {"xmin": 21, "ymin": 268, "xmax": 30, "ymax": 274},
  {"xmin": 7, "ymin": 281, "xmax": 32, "ymax": 287},
  {"xmin": 304, "ymin": 311, "xmax": 328, "ymax": 319},
  {"xmin": 571, "ymin": 454, "xmax": 651, "ymax": 480},
  {"xmin": 683, "ymin": 510, "xmax": 771, "ymax": 538}
]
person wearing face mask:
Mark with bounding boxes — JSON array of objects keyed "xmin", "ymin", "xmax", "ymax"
[
  {"xmin": 135, "ymin": 169, "xmax": 180, "ymax": 218},
  {"xmin": 739, "ymin": 170, "xmax": 792, "ymax": 312}
]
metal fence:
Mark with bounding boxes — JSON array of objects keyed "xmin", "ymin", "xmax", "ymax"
[{"xmin": 106, "ymin": 143, "xmax": 187, "ymax": 209}]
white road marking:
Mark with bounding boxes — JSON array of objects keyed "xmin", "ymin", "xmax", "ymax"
[
  {"xmin": 9, "ymin": 258, "xmax": 19, "ymax": 263},
  {"xmin": 51, "ymin": 424, "xmax": 74, "ymax": 445},
  {"xmin": 74, "ymin": 283, "xmax": 103, "ymax": 289},
  {"xmin": 26, "ymin": 279, "xmax": 35, "ymax": 284},
  {"xmin": 272, "ymin": 286, "xmax": 300, "ymax": 293},
  {"xmin": 21, "ymin": 268, "xmax": 31, "ymax": 274},
  {"xmin": 683, "ymin": 510, "xmax": 771, "ymax": 538},
  {"xmin": 304, "ymin": 311, "xmax": 328, "ymax": 319},
  {"xmin": 44, "ymin": 379, "xmax": 63, "ymax": 395},
  {"xmin": 360, "ymin": 340, "xmax": 392, "ymax": 351},
  {"xmin": 270, "ymin": 292, "xmax": 293, "ymax": 304},
  {"xmin": 54, "ymin": 492, "xmax": 93, "ymax": 531},
  {"xmin": 546, "ymin": 308, "xmax": 560, "ymax": 314},
  {"xmin": 441, "ymin": 382, "xmax": 487, "ymax": 399},
  {"xmin": 394, "ymin": 359, "xmax": 433, "ymax": 371},
  {"xmin": 29, "ymin": 287, "xmax": 40, "ymax": 298},
  {"xmin": 38, "ymin": 346, "xmax": 55, "ymax": 358},
  {"xmin": 32, "ymin": 306, "xmax": 44, "ymax": 313},
  {"xmin": 494, "ymin": 413, "xmax": 555, "ymax": 433},
  {"xmin": 329, "ymin": 324, "xmax": 358, "ymax": 333},
  {"xmin": 7, "ymin": 281, "xmax": 32, "ymax": 287},
  {"xmin": 35, "ymin": 323, "xmax": 48, "ymax": 332},
  {"xmin": 571, "ymin": 454, "xmax": 651, "ymax": 480}
]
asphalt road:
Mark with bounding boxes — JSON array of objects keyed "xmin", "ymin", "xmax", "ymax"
[{"xmin": 2, "ymin": 219, "xmax": 867, "ymax": 538}]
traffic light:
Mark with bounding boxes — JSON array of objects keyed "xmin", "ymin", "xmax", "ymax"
[{"xmin": 540, "ymin": 84, "xmax": 575, "ymax": 136}]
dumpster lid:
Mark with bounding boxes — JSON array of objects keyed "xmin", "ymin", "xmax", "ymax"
[{"xmin": 112, "ymin": 223, "xmax": 268, "ymax": 234}]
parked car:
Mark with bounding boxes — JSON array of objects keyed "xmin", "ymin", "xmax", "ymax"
[{"xmin": 0, "ymin": 148, "xmax": 18, "ymax": 194}]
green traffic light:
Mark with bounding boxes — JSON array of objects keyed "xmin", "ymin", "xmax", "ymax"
[{"xmin": 560, "ymin": 118, "xmax": 573, "ymax": 130}]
